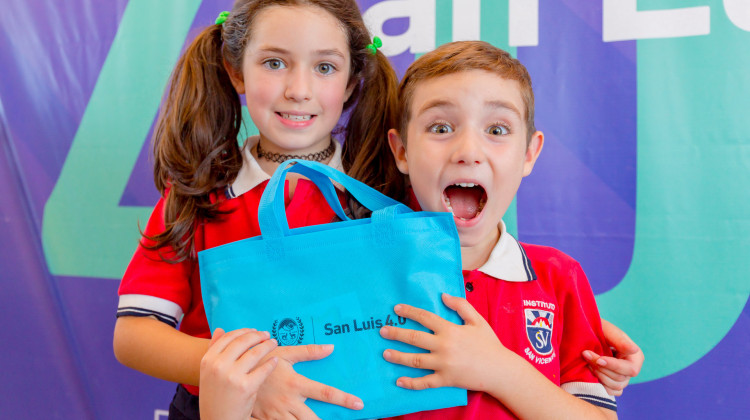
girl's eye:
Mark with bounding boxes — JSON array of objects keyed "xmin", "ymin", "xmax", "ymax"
[
  {"xmin": 263, "ymin": 59, "xmax": 286, "ymax": 70},
  {"xmin": 487, "ymin": 125, "xmax": 509, "ymax": 136},
  {"xmin": 316, "ymin": 63, "xmax": 335, "ymax": 75},
  {"xmin": 429, "ymin": 123, "xmax": 453, "ymax": 134}
]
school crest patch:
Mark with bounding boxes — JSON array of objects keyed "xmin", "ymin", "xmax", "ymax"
[
  {"xmin": 525, "ymin": 309, "xmax": 554, "ymax": 356},
  {"xmin": 272, "ymin": 317, "xmax": 305, "ymax": 346}
]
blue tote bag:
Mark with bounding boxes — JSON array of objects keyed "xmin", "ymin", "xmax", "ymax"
[{"xmin": 199, "ymin": 160, "xmax": 467, "ymax": 419}]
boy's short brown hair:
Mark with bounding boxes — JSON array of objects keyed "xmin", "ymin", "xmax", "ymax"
[{"xmin": 397, "ymin": 41, "xmax": 536, "ymax": 144}]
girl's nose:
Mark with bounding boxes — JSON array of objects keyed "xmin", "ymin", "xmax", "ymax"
[{"xmin": 285, "ymin": 68, "xmax": 312, "ymax": 102}]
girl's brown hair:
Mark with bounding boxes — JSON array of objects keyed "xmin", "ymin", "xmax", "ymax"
[
  {"xmin": 352, "ymin": 40, "xmax": 536, "ymax": 203},
  {"xmin": 146, "ymin": 0, "xmax": 398, "ymax": 261}
]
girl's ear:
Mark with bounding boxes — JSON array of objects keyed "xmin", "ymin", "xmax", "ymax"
[
  {"xmin": 224, "ymin": 59, "xmax": 245, "ymax": 94},
  {"xmin": 522, "ymin": 130, "xmax": 544, "ymax": 177},
  {"xmin": 388, "ymin": 129, "xmax": 409, "ymax": 175}
]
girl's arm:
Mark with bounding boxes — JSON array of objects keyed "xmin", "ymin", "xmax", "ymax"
[
  {"xmin": 113, "ymin": 316, "xmax": 209, "ymax": 385},
  {"xmin": 113, "ymin": 316, "xmax": 364, "ymax": 417},
  {"xmin": 199, "ymin": 328, "xmax": 278, "ymax": 420},
  {"xmin": 583, "ymin": 319, "xmax": 644, "ymax": 396},
  {"xmin": 380, "ymin": 294, "xmax": 617, "ymax": 420}
]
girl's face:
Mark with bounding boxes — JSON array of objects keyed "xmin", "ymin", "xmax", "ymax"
[{"xmin": 228, "ymin": 5, "xmax": 354, "ymax": 155}]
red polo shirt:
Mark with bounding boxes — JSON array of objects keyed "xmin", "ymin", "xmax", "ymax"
[
  {"xmin": 117, "ymin": 137, "xmax": 346, "ymax": 395},
  {"xmin": 388, "ymin": 221, "xmax": 616, "ymax": 419}
]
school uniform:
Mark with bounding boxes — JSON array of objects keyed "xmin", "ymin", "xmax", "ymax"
[
  {"xmin": 388, "ymin": 221, "xmax": 617, "ymax": 420},
  {"xmin": 117, "ymin": 137, "xmax": 346, "ymax": 405}
]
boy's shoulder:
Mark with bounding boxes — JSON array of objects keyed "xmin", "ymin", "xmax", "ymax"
[{"xmin": 518, "ymin": 242, "xmax": 584, "ymax": 276}]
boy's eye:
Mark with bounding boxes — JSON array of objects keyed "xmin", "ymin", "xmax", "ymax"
[
  {"xmin": 429, "ymin": 123, "xmax": 453, "ymax": 134},
  {"xmin": 263, "ymin": 59, "xmax": 286, "ymax": 70},
  {"xmin": 487, "ymin": 125, "xmax": 509, "ymax": 136},
  {"xmin": 316, "ymin": 63, "xmax": 335, "ymax": 75}
]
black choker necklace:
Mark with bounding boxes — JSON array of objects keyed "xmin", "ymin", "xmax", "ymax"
[{"xmin": 256, "ymin": 140, "xmax": 336, "ymax": 163}]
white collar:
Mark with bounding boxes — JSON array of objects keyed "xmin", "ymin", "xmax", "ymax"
[
  {"xmin": 477, "ymin": 220, "xmax": 537, "ymax": 282},
  {"xmin": 227, "ymin": 136, "xmax": 345, "ymax": 198}
]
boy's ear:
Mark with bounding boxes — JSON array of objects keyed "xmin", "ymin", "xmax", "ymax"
[
  {"xmin": 224, "ymin": 59, "xmax": 245, "ymax": 94},
  {"xmin": 388, "ymin": 129, "xmax": 409, "ymax": 175},
  {"xmin": 522, "ymin": 130, "xmax": 544, "ymax": 177}
]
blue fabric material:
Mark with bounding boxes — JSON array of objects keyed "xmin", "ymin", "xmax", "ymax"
[{"xmin": 199, "ymin": 160, "xmax": 467, "ymax": 419}]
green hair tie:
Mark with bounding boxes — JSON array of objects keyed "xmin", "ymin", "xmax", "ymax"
[
  {"xmin": 215, "ymin": 11, "xmax": 229, "ymax": 25},
  {"xmin": 366, "ymin": 36, "xmax": 383, "ymax": 55}
]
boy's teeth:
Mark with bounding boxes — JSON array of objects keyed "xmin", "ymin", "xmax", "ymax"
[
  {"xmin": 454, "ymin": 182, "xmax": 476, "ymax": 188},
  {"xmin": 281, "ymin": 113, "xmax": 312, "ymax": 121}
]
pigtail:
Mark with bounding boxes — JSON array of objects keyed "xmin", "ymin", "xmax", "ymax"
[
  {"xmin": 145, "ymin": 23, "xmax": 244, "ymax": 262},
  {"xmin": 343, "ymin": 50, "xmax": 405, "ymax": 203}
]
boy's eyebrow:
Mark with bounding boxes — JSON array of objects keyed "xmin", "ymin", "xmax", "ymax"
[
  {"xmin": 416, "ymin": 99, "xmax": 455, "ymax": 116},
  {"xmin": 487, "ymin": 100, "xmax": 523, "ymax": 120}
]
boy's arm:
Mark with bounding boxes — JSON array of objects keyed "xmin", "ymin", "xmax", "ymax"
[{"xmin": 380, "ymin": 294, "xmax": 616, "ymax": 420}]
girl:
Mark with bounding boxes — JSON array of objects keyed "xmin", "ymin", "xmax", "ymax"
[{"xmin": 113, "ymin": 0, "xmax": 398, "ymax": 418}]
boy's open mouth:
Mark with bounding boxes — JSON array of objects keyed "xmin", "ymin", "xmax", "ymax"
[{"xmin": 443, "ymin": 183, "xmax": 487, "ymax": 221}]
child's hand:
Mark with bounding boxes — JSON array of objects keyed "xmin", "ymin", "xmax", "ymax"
[
  {"xmin": 582, "ymin": 319, "xmax": 644, "ymax": 396},
  {"xmin": 199, "ymin": 328, "xmax": 279, "ymax": 420},
  {"xmin": 379, "ymin": 293, "xmax": 508, "ymax": 392},
  {"xmin": 252, "ymin": 344, "xmax": 364, "ymax": 419}
]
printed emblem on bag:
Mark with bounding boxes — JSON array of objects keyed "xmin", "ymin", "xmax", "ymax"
[
  {"xmin": 524, "ymin": 308, "xmax": 554, "ymax": 356},
  {"xmin": 272, "ymin": 317, "xmax": 305, "ymax": 346}
]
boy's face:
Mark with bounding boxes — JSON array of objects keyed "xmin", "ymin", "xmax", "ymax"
[{"xmin": 389, "ymin": 70, "xmax": 543, "ymax": 261}]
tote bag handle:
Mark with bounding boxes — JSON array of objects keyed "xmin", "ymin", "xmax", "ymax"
[{"xmin": 258, "ymin": 159, "xmax": 407, "ymax": 240}]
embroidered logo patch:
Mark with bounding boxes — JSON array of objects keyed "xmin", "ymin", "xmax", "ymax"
[
  {"xmin": 272, "ymin": 317, "xmax": 305, "ymax": 346},
  {"xmin": 525, "ymin": 309, "xmax": 554, "ymax": 356}
]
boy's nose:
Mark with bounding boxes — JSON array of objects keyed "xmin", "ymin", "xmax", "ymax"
[
  {"xmin": 285, "ymin": 69, "xmax": 312, "ymax": 102},
  {"xmin": 452, "ymin": 131, "xmax": 484, "ymax": 165}
]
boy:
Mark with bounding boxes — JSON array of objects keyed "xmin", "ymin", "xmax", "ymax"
[{"xmin": 379, "ymin": 41, "xmax": 618, "ymax": 419}]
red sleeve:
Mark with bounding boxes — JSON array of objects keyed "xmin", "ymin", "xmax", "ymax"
[
  {"xmin": 558, "ymin": 260, "xmax": 611, "ymax": 384},
  {"xmin": 117, "ymin": 197, "xmax": 195, "ymax": 326}
]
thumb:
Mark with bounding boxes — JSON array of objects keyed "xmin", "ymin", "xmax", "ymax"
[
  {"xmin": 209, "ymin": 327, "xmax": 225, "ymax": 347},
  {"xmin": 278, "ymin": 344, "xmax": 335, "ymax": 364},
  {"xmin": 442, "ymin": 293, "xmax": 481, "ymax": 324}
]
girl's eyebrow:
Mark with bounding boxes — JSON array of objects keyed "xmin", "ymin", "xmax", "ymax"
[{"xmin": 255, "ymin": 46, "xmax": 346, "ymax": 59}]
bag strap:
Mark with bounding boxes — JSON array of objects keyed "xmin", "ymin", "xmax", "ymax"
[{"xmin": 258, "ymin": 159, "xmax": 406, "ymax": 238}]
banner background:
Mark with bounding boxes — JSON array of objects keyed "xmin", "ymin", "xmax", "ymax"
[{"xmin": 1, "ymin": 1, "xmax": 747, "ymax": 418}]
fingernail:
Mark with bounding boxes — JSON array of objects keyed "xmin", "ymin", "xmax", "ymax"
[
  {"xmin": 394, "ymin": 304, "xmax": 402, "ymax": 312},
  {"xmin": 396, "ymin": 379, "xmax": 404, "ymax": 388},
  {"xmin": 248, "ymin": 328, "xmax": 257, "ymax": 332},
  {"xmin": 380, "ymin": 327, "xmax": 389, "ymax": 338},
  {"xmin": 597, "ymin": 358, "xmax": 607, "ymax": 367},
  {"xmin": 352, "ymin": 401, "xmax": 364, "ymax": 410},
  {"xmin": 322, "ymin": 344, "xmax": 334, "ymax": 351},
  {"xmin": 260, "ymin": 330, "xmax": 269, "ymax": 338},
  {"xmin": 582, "ymin": 350, "xmax": 593, "ymax": 360},
  {"xmin": 383, "ymin": 350, "xmax": 391, "ymax": 360}
]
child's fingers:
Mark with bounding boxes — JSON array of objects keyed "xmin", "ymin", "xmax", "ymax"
[
  {"xmin": 393, "ymin": 303, "xmax": 446, "ymax": 331},
  {"xmin": 276, "ymin": 343, "xmax": 335, "ymax": 364},
  {"xmin": 583, "ymin": 350, "xmax": 639, "ymax": 379},
  {"xmin": 379, "ymin": 326, "xmax": 437, "ymax": 350},
  {"xmin": 236, "ymin": 336, "xmax": 278, "ymax": 373},
  {"xmin": 394, "ymin": 373, "xmax": 443, "ymax": 391},
  {"xmin": 205, "ymin": 328, "xmax": 256, "ymax": 357},
  {"xmin": 219, "ymin": 330, "xmax": 272, "ymax": 363},
  {"xmin": 382, "ymin": 348, "xmax": 437, "ymax": 371},
  {"xmin": 589, "ymin": 367, "xmax": 627, "ymax": 396},
  {"xmin": 441, "ymin": 293, "xmax": 482, "ymax": 324},
  {"xmin": 243, "ymin": 356, "xmax": 279, "ymax": 393},
  {"xmin": 298, "ymin": 376, "xmax": 365, "ymax": 411}
]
